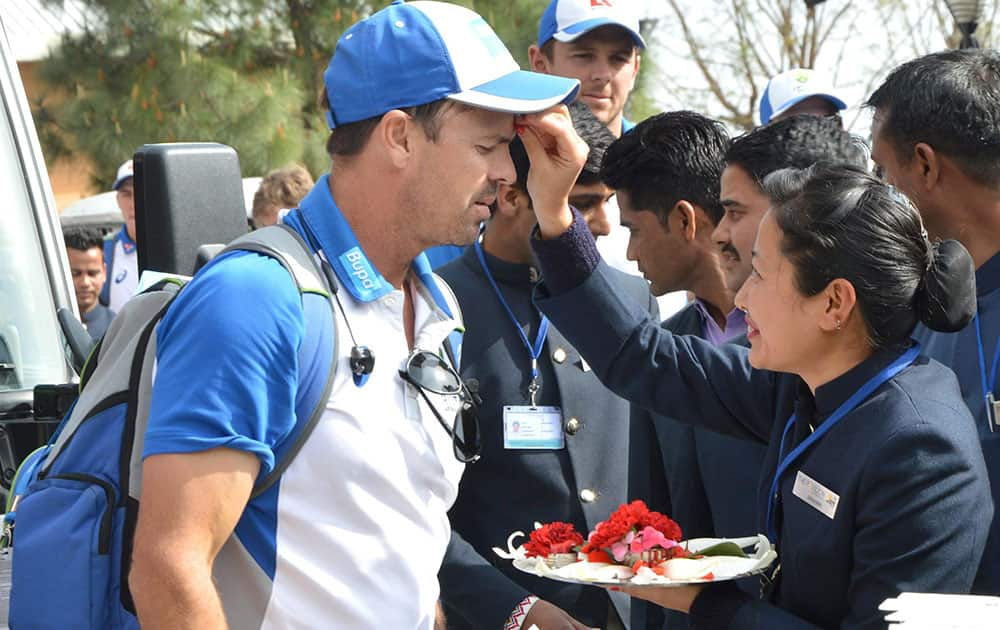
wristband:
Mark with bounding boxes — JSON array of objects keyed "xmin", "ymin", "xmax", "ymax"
[{"xmin": 504, "ymin": 594, "xmax": 540, "ymax": 630}]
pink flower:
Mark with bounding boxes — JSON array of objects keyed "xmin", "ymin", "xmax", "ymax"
[{"xmin": 632, "ymin": 526, "xmax": 681, "ymax": 553}]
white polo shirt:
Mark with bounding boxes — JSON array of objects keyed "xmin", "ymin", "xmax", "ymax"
[{"xmin": 145, "ymin": 246, "xmax": 466, "ymax": 628}]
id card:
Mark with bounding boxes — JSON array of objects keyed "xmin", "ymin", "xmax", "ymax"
[
  {"xmin": 503, "ymin": 405, "xmax": 564, "ymax": 450},
  {"xmin": 988, "ymin": 393, "xmax": 1000, "ymax": 433},
  {"xmin": 792, "ymin": 471, "xmax": 840, "ymax": 520}
]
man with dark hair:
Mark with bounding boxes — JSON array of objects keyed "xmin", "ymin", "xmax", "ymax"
[
  {"xmin": 438, "ymin": 101, "xmax": 658, "ymax": 630},
  {"xmin": 128, "ymin": 2, "xmax": 580, "ymax": 627},
  {"xmin": 64, "ymin": 226, "xmax": 115, "ymax": 342},
  {"xmin": 714, "ymin": 114, "xmax": 866, "ymax": 293},
  {"xmin": 603, "ymin": 111, "xmax": 766, "ymax": 628},
  {"xmin": 867, "ymin": 48, "xmax": 1000, "ymax": 594}
]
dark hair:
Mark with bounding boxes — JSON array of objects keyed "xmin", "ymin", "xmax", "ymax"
[
  {"xmin": 323, "ymin": 95, "xmax": 455, "ymax": 159},
  {"xmin": 866, "ymin": 49, "xmax": 1000, "ymax": 188},
  {"xmin": 601, "ymin": 111, "xmax": 728, "ymax": 224},
  {"xmin": 763, "ymin": 163, "xmax": 976, "ymax": 349},
  {"xmin": 509, "ymin": 101, "xmax": 615, "ymax": 192},
  {"xmin": 726, "ymin": 115, "xmax": 865, "ymax": 189},
  {"xmin": 63, "ymin": 227, "xmax": 105, "ymax": 252}
]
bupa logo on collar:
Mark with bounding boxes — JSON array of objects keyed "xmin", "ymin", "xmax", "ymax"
[{"xmin": 340, "ymin": 247, "xmax": 378, "ymax": 293}]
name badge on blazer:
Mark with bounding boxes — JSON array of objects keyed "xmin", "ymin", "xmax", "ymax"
[
  {"xmin": 792, "ymin": 471, "xmax": 840, "ymax": 520},
  {"xmin": 503, "ymin": 405, "xmax": 564, "ymax": 449}
]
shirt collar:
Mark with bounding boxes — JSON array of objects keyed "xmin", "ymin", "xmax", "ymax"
[
  {"xmin": 812, "ymin": 343, "xmax": 910, "ymax": 421},
  {"xmin": 289, "ymin": 174, "xmax": 452, "ymax": 317},
  {"xmin": 117, "ymin": 226, "xmax": 136, "ymax": 253},
  {"xmin": 466, "ymin": 244, "xmax": 539, "ymax": 286},
  {"xmin": 976, "ymin": 250, "xmax": 1000, "ymax": 297},
  {"xmin": 691, "ymin": 298, "xmax": 747, "ymax": 344}
]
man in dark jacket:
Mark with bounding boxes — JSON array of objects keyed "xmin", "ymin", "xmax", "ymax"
[{"xmin": 438, "ymin": 102, "xmax": 660, "ymax": 630}]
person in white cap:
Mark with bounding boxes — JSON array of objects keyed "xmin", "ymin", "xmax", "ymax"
[
  {"xmin": 759, "ymin": 67, "xmax": 848, "ymax": 126},
  {"xmin": 128, "ymin": 2, "xmax": 578, "ymax": 629},
  {"xmin": 99, "ymin": 158, "xmax": 138, "ymax": 312},
  {"xmin": 529, "ymin": 0, "xmax": 688, "ymax": 319},
  {"xmin": 529, "ymin": 0, "xmax": 644, "ymax": 138}
]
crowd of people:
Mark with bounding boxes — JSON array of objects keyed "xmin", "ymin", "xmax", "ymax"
[{"xmin": 51, "ymin": 0, "xmax": 1000, "ymax": 629}]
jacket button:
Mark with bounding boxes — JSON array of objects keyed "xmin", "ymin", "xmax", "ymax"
[
  {"xmin": 552, "ymin": 348, "xmax": 567, "ymax": 364},
  {"xmin": 566, "ymin": 417, "xmax": 581, "ymax": 435},
  {"xmin": 580, "ymin": 488, "xmax": 598, "ymax": 503}
]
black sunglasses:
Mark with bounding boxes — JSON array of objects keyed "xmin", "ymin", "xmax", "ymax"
[{"xmin": 399, "ymin": 350, "xmax": 481, "ymax": 463}]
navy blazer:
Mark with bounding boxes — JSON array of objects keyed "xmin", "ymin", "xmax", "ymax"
[
  {"xmin": 437, "ymin": 248, "xmax": 662, "ymax": 629},
  {"xmin": 533, "ymin": 260, "xmax": 992, "ymax": 630}
]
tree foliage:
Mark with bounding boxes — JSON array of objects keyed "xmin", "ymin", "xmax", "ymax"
[{"xmin": 34, "ymin": 0, "xmax": 664, "ymax": 190}]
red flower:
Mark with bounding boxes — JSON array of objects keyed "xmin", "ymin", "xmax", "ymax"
[
  {"xmin": 523, "ymin": 522, "xmax": 584, "ymax": 558},
  {"xmin": 581, "ymin": 500, "xmax": 683, "ymax": 553}
]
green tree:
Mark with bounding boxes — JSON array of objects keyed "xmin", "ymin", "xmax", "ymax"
[
  {"xmin": 34, "ymin": 0, "xmax": 662, "ymax": 189},
  {"xmin": 35, "ymin": 0, "xmax": 373, "ymax": 188}
]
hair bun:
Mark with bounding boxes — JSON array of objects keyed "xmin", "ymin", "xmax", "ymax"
[{"xmin": 916, "ymin": 239, "xmax": 976, "ymax": 332}]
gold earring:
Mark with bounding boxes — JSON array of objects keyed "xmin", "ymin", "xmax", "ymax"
[{"xmin": 835, "ymin": 319, "xmax": 842, "ymax": 331}]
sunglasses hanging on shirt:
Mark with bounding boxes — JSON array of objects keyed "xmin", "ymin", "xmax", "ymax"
[{"xmin": 399, "ymin": 350, "xmax": 482, "ymax": 463}]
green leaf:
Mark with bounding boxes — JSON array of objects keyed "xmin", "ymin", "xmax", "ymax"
[{"xmin": 695, "ymin": 542, "xmax": 747, "ymax": 558}]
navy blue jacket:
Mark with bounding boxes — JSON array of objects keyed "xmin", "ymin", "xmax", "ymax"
[
  {"xmin": 529, "ymin": 216, "xmax": 992, "ymax": 629},
  {"xmin": 914, "ymin": 250, "xmax": 1000, "ymax": 594},
  {"xmin": 437, "ymin": 247, "xmax": 662, "ymax": 629}
]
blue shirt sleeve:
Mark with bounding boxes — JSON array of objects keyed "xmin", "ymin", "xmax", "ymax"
[{"xmin": 144, "ymin": 251, "xmax": 305, "ymax": 476}]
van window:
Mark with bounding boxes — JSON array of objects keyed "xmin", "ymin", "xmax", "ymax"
[{"xmin": 0, "ymin": 102, "xmax": 67, "ymax": 391}]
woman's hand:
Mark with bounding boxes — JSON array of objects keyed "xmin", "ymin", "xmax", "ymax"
[{"xmin": 516, "ymin": 107, "xmax": 589, "ymax": 239}]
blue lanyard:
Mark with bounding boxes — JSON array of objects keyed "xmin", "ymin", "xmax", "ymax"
[
  {"xmin": 474, "ymin": 241, "xmax": 549, "ymax": 405},
  {"xmin": 973, "ymin": 312, "xmax": 1000, "ymax": 411},
  {"xmin": 765, "ymin": 344, "xmax": 920, "ymax": 545}
]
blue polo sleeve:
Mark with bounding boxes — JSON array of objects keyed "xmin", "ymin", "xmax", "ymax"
[{"xmin": 144, "ymin": 251, "xmax": 305, "ymax": 476}]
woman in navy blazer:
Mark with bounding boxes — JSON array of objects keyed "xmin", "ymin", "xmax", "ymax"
[{"xmin": 526, "ymin": 162, "xmax": 991, "ymax": 629}]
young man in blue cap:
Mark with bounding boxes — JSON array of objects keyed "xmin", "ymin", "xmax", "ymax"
[
  {"xmin": 529, "ymin": 0, "xmax": 687, "ymax": 317},
  {"xmin": 529, "ymin": 0, "xmax": 643, "ymax": 138},
  {"xmin": 128, "ymin": 2, "xmax": 578, "ymax": 628},
  {"xmin": 759, "ymin": 68, "xmax": 848, "ymax": 126},
  {"xmin": 101, "ymin": 158, "xmax": 138, "ymax": 312}
]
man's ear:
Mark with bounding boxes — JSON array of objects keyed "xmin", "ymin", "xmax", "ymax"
[
  {"xmin": 528, "ymin": 45, "xmax": 550, "ymax": 73},
  {"xmin": 912, "ymin": 142, "xmax": 941, "ymax": 192},
  {"xmin": 673, "ymin": 200, "xmax": 698, "ymax": 242},
  {"xmin": 495, "ymin": 183, "xmax": 525, "ymax": 218},
  {"xmin": 378, "ymin": 110, "xmax": 415, "ymax": 168}
]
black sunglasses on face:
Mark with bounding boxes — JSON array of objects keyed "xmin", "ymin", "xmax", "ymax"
[{"xmin": 399, "ymin": 350, "xmax": 481, "ymax": 463}]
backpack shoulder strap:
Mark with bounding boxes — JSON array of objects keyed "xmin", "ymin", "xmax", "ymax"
[{"xmin": 218, "ymin": 225, "xmax": 338, "ymax": 498}]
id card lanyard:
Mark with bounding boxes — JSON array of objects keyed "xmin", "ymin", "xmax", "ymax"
[
  {"xmin": 973, "ymin": 312, "xmax": 1000, "ymax": 433},
  {"xmin": 474, "ymin": 241, "xmax": 549, "ymax": 405},
  {"xmin": 764, "ymin": 344, "xmax": 920, "ymax": 545}
]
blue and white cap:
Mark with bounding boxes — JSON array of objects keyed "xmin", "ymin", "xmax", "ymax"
[
  {"xmin": 537, "ymin": 0, "xmax": 645, "ymax": 49},
  {"xmin": 112, "ymin": 159, "xmax": 133, "ymax": 190},
  {"xmin": 759, "ymin": 68, "xmax": 847, "ymax": 125},
  {"xmin": 324, "ymin": 0, "xmax": 580, "ymax": 129}
]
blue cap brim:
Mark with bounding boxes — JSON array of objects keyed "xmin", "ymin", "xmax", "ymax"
[
  {"xmin": 112, "ymin": 175, "xmax": 133, "ymax": 190},
  {"xmin": 769, "ymin": 93, "xmax": 848, "ymax": 123},
  {"xmin": 555, "ymin": 18, "xmax": 645, "ymax": 49},
  {"xmin": 448, "ymin": 71, "xmax": 580, "ymax": 114}
]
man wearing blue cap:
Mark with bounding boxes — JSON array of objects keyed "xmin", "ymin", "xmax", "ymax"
[
  {"xmin": 529, "ymin": 0, "xmax": 643, "ymax": 138},
  {"xmin": 128, "ymin": 2, "xmax": 578, "ymax": 628},
  {"xmin": 101, "ymin": 158, "xmax": 139, "ymax": 312},
  {"xmin": 759, "ymin": 68, "xmax": 848, "ymax": 126}
]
